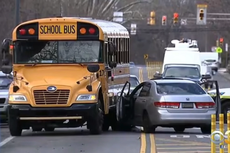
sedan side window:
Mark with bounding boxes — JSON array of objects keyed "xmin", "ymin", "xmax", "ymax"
[{"xmin": 139, "ymin": 83, "xmax": 151, "ymax": 97}]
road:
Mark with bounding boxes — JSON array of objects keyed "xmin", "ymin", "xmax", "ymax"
[{"xmin": 0, "ymin": 72, "xmax": 229, "ymax": 153}]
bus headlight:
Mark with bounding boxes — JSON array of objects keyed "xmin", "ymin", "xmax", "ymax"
[
  {"xmin": 76, "ymin": 94, "xmax": 96, "ymax": 101},
  {"xmin": 9, "ymin": 95, "xmax": 27, "ymax": 102}
]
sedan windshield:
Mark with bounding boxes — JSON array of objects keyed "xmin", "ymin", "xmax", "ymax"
[
  {"xmin": 156, "ymin": 83, "xmax": 206, "ymax": 95},
  {"xmin": 164, "ymin": 67, "xmax": 200, "ymax": 79},
  {"xmin": 14, "ymin": 40, "xmax": 102, "ymax": 64}
]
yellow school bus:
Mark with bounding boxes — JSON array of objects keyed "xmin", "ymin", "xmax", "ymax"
[{"xmin": 1, "ymin": 17, "xmax": 130, "ymax": 136}]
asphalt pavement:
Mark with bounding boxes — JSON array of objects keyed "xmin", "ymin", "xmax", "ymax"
[{"xmin": 0, "ymin": 71, "xmax": 229, "ymax": 153}]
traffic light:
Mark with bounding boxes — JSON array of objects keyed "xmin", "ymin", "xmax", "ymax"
[
  {"xmin": 199, "ymin": 9, "xmax": 204, "ymax": 20},
  {"xmin": 220, "ymin": 38, "xmax": 224, "ymax": 45},
  {"xmin": 162, "ymin": 16, "xmax": 167, "ymax": 25},
  {"xmin": 149, "ymin": 11, "xmax": 155, "ymax": 25},
  {"xmin": 173, "ymin": 13, "xmax": 179, "ymax": 24}
]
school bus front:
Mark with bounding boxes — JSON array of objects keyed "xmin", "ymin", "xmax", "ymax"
[{"xmin": 2, "ymin": 18, "xmax": 112, "ymax": 136}]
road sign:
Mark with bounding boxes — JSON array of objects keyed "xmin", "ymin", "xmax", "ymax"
[
  {"xmin": 216, "ymin": 47, "xmax": 222, "ymax": 53},
  {"xmin": 113, "ymin": 12, "xmax": 123, "ymax": 22},
  {"xmin": 130, "ymin": 23, "xmax": 137, "ymax": 35},
  {"xmin": 196, "ymin": 4, "xmax": 207, "ymax": 25},
  {"xmin": 181, "ymin": 19, "xmax": 187, "ymax": 25},
  {"xmin": 144, "ymin": 54, "xmax": 148, "ymax": 59}
]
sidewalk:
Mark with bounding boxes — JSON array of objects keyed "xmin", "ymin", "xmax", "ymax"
[{"xmin": 218, "ymin": 68, "xmax": 230, "ymax": 81}]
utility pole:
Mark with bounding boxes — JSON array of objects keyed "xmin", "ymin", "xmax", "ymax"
[{"xmin": 15, "ymin": 0, "xmax": 20, "ymax": 26}]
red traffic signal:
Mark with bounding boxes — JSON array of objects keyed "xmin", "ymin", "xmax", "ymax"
[
  {"xmin": 173, "ymin": 13, "xmax": 179, "ymax": 19},
  {"xmin": 162, "ymin": 16, "xmax": 167, "ymax": 21},
  {"xmin": 219, "ymin": 38, "xmax": 224, "ymax": 43}
]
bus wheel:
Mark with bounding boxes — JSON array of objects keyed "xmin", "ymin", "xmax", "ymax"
[
  {"xmin": 89, "ymin": 107, "xmax": 103, "ymax": 135},
  {"xmin": 32, "ymin": 127, "xmax": 43, "ymax": 132},
  {"xmin": 44, "ymin": 127, "xmax": 55, "ymax": 132},
  {"xmin": 9, "ymin": 117, "xmax": 22, "ymax": 136}
]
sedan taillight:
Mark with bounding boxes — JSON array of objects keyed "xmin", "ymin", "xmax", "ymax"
[
  {"xmin": 154, "ymin": 102, "xmax": 180, "ymax": 108},
  {"xmin": 195, "ymin": 102, "xmax": 215, "ymax": 109}
]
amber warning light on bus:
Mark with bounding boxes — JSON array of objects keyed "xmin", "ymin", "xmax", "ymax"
[
  {"xmin": 79, "ymin": 27, "xmax": 96, "ymax": 35},
  {"xmin": 19, "ymin": 28, "xmax": 36, "ymax": 35}
]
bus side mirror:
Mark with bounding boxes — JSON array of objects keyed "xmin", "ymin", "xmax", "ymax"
[
  {"xmin": 2, "ymin": 65, "xmax": 12, "ymax": 74},
  {"xmin": 87, "ymin": 64, "xmax": 100, "ymax": 73},
  {"xmin": 108, "ymin": 42, "xmax": 116, "ymax": 55},
  {"xmin": 1, "ymin": 39, "xmax": 11, "ymax": 54}
]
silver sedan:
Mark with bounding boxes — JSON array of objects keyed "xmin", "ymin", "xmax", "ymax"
[{"xmin": 116, "ymin": 79, "xmax": 216, "ymax": 134}]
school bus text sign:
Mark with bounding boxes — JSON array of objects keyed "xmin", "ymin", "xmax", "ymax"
[{"xmin": 38, "ymin": 23, "xmax": 77, "ymax": 40}]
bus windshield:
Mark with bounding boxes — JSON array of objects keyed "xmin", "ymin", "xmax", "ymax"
[{"xmin": 14, "ymin": 40, "xmax": 103, "ymax": 64}]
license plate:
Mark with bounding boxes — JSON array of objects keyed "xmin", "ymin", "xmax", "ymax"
[{"xmin": 182, "ymin": 103, "xmax": 193, "ymax": 108}]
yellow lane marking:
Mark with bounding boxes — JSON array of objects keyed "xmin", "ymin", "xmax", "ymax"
[
  {"xmin": 150, "ymin": 134, "xmax": 156, "ymax": 153},
  {"xmin": 140, "ymin": 132, "xmax": 146, "ymax": 153}
]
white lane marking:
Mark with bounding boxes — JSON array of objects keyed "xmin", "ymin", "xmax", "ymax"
[
  {"xmin": 170, "ymin": 135, "xmax": 178, "ymax": 138},
  {"xmin": 183, "ymin": 135, "xmax": 190, "ymax": 138},
  {"xmin": 0, "ymin": 136, "xmax": 14, "ymax": 147},
  {"xmin": 0, "ymin": 130, "xmax": 28, "ymax": 147},
  {"xmin": 170, "ymin": 135, "xmax": 210, "ymax": 138}
]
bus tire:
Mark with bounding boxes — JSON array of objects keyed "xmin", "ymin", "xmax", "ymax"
[
  {"xmin": 9, "ymin": 117, "xmax": 22, "ymax": 136},
  {"xmin": 89, "ymin": 104, "xmax": 103, "ymax": 135}
]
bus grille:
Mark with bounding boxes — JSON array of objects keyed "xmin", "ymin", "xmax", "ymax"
[{"xmin": 33, "ymin": 90, "xmax": 70, "ymax": 105}]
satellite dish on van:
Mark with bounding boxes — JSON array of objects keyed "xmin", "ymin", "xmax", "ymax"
[{"xmin": 171, "ymin": 40, "xmax": 180, "ymax": 44}]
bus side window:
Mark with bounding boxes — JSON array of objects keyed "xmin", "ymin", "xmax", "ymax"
[
  {"xmin": 115, "ymin": 38, "xmax": 119, "ymax": 63},
  {"xmin": 108, "ymin": 38, "xmax": 113, "ymax": 62},
  {"xmin": 118, "ymin": 38, "xmax": 121, "ymax": 64},
  {"xmin": 104, "ymin": 42, "xmax": 108, "ymax": 64},
  {"xmin": 120, "ymin": 38, "xmax": 124, "ymax": 63},
  {"xmin": 127, "ymin": 38, "xmax": 130, "ymax": 62},
  {"xmin": 111, "ymin": 38, "xmax": 117, "ymax": 63}
]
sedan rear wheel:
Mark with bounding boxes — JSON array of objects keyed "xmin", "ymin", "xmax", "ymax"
[{"xmin": 173, "ymin": 127, "xmax": 185, "ymax": 133}]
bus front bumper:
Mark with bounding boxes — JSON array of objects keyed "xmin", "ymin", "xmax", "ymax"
[{"xmin": 8, "ymin": 103, "xmax": 98, "ymax": 121}]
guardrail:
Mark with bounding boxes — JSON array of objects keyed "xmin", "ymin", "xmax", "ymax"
[{"xmin": 211, "ymin": 114, "xmax": 230, "ymax": 153}]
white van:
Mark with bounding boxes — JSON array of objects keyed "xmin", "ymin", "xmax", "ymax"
[
  {"xmin": 162, "ymin": 50, "xmax": 201, "ymax": 73},
  {"xmin": 157, "ymin": 39, "xmax": 212, "ymax": 88}
]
